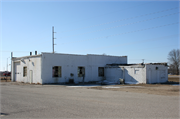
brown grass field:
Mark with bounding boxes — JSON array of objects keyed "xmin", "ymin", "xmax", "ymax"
[
  {"xmin": 90, "ymin": 77, "xmax": 179, "ymax": 96},
  {"xmin": 168, "ymin": 77, "xmax": 179, "ymax": 83}
]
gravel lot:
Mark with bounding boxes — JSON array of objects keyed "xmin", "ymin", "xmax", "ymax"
[{"xmin": 1, "ymin": 81, "xmax": 179, "ymax": 119}]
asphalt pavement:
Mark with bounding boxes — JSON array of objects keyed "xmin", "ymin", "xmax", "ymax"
[{"xmin": 1, "ymin": 82, "xmax": 179, "ymax": 118}]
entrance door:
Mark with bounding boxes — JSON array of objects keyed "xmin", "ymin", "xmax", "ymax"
[
  {"xmin": 148, "ymin": 70, "xmax": 152, "ymax": 84},
  {"xmin": 14, "ymin": 62, "xmax": 20, "ymax": 82},
  {"xmin": 157, "ymin": 70, "xmax": 160, "ymax": 83},
  {"xmin": 29, "ymin": 70, "xmax": 33, "ymax": 84}
]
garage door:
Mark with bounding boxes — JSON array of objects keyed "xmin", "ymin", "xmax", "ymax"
[{"xmin": 14, "ymin": 62, "xmax": 21, "ymax": 82}]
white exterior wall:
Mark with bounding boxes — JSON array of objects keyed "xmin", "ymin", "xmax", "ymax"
[
  {"xmin": 123, "ymin": 67, "xmax": 146, "ymax": 84},
  {"xmin": 12, "ymin": 56, "xmax": 42, "ymax": 84},
  {"xmin": 105, "ymin": 66, "xmax": 146, "ymax": 84},
  {"xmin": 105, "ymin": 64, "xmax": 168, "ymax": 84},
  {"xmin": 41, "ymin": 53, "xmax": 127, "ymax": 84},
  {"xmin": 146, "ymin": 65, "xmax": 168, "ymax": 84},
  {"xmin": 105, "ymin": 67, "xmax": 123, "ymax": 83}
]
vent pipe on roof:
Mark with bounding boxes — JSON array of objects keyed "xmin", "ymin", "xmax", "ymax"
[
  {"xmin": 30, "ymin": 52, "xmax": 32, "ymax": 56},
  {"xmin": 35, "ymin": 51, "xmax": 37, "ymax": 55}
]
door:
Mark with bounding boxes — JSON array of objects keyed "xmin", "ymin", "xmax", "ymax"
[
  {"xmin": 14, "ymin": 62, "xmax": 20, "ymax": 82},
  {"xmin": 157, "ymin": 70, "xmax": 160, "ymax": 83},
  {"xmin": 148, "ymin": 70, "xmax": 151, "ymax": 84},
  {"xmin": 29, "ymin": 70, "xmax": 33, "ymax": 84}
]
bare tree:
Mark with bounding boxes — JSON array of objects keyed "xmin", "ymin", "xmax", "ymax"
[{"xmin": 167, "ymin": 49, "xmax": 180, "ymax": 75}]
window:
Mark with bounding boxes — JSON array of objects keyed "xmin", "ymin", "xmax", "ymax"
[
  {"xmin": 52, "ymin": 66, "xmax": 61, "ymax": 77},
  {"xmin": 134, "ymin": 68, "xmax": 139, "ymax": 74},
  {"xmin": 98, "ymin": 67, "xmax": 104, "ymax": 77},
  {"xmin": 23, "ymin": 67, "xmax": 27, "ymax": 77},
  {"xmin": 78, "ymin": 67, "xmax": 85, "ymax": 77}
]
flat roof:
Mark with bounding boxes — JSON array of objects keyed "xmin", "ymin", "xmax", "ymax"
[
  {"xmin": 12, "ymin": 54, "xmax": 42, "ymax": 60},
  {"xmin": 106, "ymin": 63, "xmax": 167, "ymax": 67},
  {"xmin": 12, "ymin": 52, "xmax": 127, "ymax": 60},
  {"xmin": 41, "ymin": 52, "xmax": 127, "ymax": 57}
]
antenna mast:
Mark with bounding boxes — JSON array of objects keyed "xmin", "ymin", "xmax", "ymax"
[
  {"xmin": 142, "ymin": 59, "xmax": 144, "ymax": 63},
  {"xmin": 52, "ymin": 26, "xmax": 56, "ymax": 53}
]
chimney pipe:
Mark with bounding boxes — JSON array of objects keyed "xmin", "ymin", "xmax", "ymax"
[
  {"xmin": 30, "ymin": 52, "xmax": 32, "ymax": 56},
  {"xmin": 35, "ymin": 51, "xmax": 37, "ymax": 55}
]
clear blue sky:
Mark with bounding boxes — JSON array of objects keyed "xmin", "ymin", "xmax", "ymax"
[{"xmin": 0, "ymin": 0, "xmax": 179, "ymax": 71}]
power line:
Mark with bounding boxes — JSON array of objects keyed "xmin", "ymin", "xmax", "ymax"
[
  {"xmin": 125, "ymin": 44, "xmax": 178, "ymax": 63},
  {"xmin": 61, "ymin": 7, "xmax": 179, "ymax": 33},
  {"xmin": 74, "ymin": 34, "xmax": 179, "ymax": 52},
  {"xmin": 66, "ymin": 1, "xmax": 152, "ymax": 25},
  {"xmin": 125, "ymin": 44, "xmax": 178, "ymax": 53},
  {"xmin": 0, "ymin": 51, "xmax": 31, "ymax": 52},
  {"xmin": 61, "ymin": 12, "xmax": 179, "ymax": 39},
  {"xmin": 62, "ymin": 22, "xmax": 179, "ymax": 45},
  {"xmin": 128, "ymin": 59, "xmax": 163, "ymax": 63}
]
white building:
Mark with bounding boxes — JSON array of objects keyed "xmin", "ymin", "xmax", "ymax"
[
  {"xmin": 11, "ymin": 52, "xmax": 168, "ymax": 84},
  {"xmin": 105, "ymin": 63, "xmax": 168, "ymax": 84},
  {"xmin": 11, "ymin": 52, "xmax": 127, "ymax": 84}
]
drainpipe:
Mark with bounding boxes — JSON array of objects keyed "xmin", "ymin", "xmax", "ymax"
[{"xmin": 11, "ymin": 52, "xmax": 13, "ymax": 82}]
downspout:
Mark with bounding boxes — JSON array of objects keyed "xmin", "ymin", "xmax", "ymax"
[
  {"xmin": 123, "ymin": 67, "xmax": 125, "ymax": 83},
  {"xmin": 41, "ymin": 54, "xmax": 43, "ymax": 84},
  {"xmin": 11, "ymin": 52, "xmax": 13, "ymax": 81}
]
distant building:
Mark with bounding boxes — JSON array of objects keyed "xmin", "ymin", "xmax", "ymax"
[{"xmin": 11, "ymin": 52, "xmax": 168, "ymax": 84}]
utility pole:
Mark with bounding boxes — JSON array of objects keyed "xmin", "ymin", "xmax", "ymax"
[
  {"xmin": 11, "ymin": 52, "xmax": 13, "ymax": 81},
  {"xmin": 52, "ymin": 26, "xmax": 56, "ymax": 53},
  {"xmin": 7, "ymin": 58, "xmax": 8, "ymax": 71}
]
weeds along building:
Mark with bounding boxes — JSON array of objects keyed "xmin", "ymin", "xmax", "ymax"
[{"xmin": 11, "ymin": 52, "xmax": 168, "ymax": 84}]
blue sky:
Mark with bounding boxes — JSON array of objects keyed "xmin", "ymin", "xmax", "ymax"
[{"xmin": 0, "ymin": 0, "xmax": 179, "ymax": 71}]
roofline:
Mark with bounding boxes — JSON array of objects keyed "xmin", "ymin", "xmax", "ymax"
[
  {"xmin": 12, "ymin": 54, "xmax": 42, "ymax": 60},
  {"xmin": 106, "ymin": 62, "xmax": 168, "ymax": 67},
  {"xmin": 41, "ymin": 52, "xmax": 127, "ymax": 57}
]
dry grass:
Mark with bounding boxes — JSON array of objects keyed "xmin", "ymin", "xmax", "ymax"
[
  {"xmin": 0, "ymin": 76, "xmax": 11, "ymax": 82},
  {"xmin": 168, "ymin": 75, "xmax": 180, "ymax": 76},
  {"xmin": 168, "ymin": 77, "xmax": 179, "ymax": 83},
  {"xmin": 89, "ymin": 77, "xmax": 179, "ymax": 96},
  {"xmin": 90, "ymin": 85, "xmax": 179, "ymax": 96}
]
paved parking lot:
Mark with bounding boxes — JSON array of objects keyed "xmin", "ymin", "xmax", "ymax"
[{"xmin": 1, "ymin": 82, "xmax": 179, "ymax": 118}]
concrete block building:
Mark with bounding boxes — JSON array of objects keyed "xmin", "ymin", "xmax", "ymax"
[
  {"xmin": 11, "ymin": 52, "xmax": 127, "ymax": 84},
  {"xmin": 11, "ymin": 52, "xmax": 168, "ymax": 84}
]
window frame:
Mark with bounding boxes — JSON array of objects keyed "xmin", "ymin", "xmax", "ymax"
[
  {"xmin": 78, "ymin": 66, "xmax": 85, "ymax": 77},
  {"xmin": 98, "ymin": 67, "xmax": 104, "ymax": 77},
  {"xmin": 23, "ymin": 66, "xmax": 27, "ymax": 77},
  {"xmin": 52, "ymin": 66, "xmax": 62, "ymax": 77},
  {"xmin": 134, "ymin": 68, "xmax": 139, "ymax": 74}
]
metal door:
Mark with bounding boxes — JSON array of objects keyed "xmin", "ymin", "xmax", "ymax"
[
  {"xmin": 148, "ymin": 70, "xmax": 151, "ymax": 84},
  {"xmin": 157, "ymin": 70, "xmax": 160, "ymax": 83},
  {"xmin": 14, "ymin": 62, "xmax": 20, "ymax": 82},
  {"xmin": 29, "ymin": 70, "xmax": 33, "ymax": 84}
]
